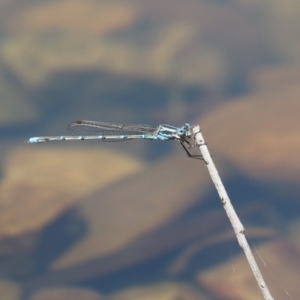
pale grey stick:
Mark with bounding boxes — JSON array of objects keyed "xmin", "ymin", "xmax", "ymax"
[{"xmin": 192, "ymin": 125, "xmax": 274, "ymax": 300}]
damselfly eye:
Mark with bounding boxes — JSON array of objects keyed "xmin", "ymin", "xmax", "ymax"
[{"xmin": 177, "ymin": 128, "xmax": 184, "ymax": 135}]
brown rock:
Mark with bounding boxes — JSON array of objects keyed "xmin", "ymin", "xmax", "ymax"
[
  {"xmin": 9, "ymin": 0, "xmax": 137, "ymax": 36},
  {"xmin": 110, "ymin": 282, "xmax": 209, "ymax": 300},
  {"xmin": 0, "ymin": 146, "xmax": 143, "ymax": 275},
  {"xmin": 30, "ymin": 286, "xmax": 104, "ymax": 300},
  {"xmin": 50, "ymin": 154, "xmax": 211, "ymax": 271},
  {"xmin": 201, "ymin": 83, "xmax": 300, "ymax": 183},
  {"xmin": 197, "ymin": 239, "xmax": 300, "ymax": 299},
  {"xmin": 0, "ymin": 279, "xmax": 21, "ymax": 300}
]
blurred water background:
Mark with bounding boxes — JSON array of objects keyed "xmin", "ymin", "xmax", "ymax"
[{"xmin": 0, "ymin": 0, "xmax": 300, "ymax": 299}]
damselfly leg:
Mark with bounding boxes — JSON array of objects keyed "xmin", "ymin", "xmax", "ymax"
[{"xmin": 179, "ymin": 136, "xmax": 203, "ymax": 160}]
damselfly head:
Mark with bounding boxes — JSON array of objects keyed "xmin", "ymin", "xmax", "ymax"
[{"xmin": 177, "ymin": 123, "xmax": 192, "ymax": 137}]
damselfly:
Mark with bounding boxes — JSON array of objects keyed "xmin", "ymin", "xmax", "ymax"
[{"xmin": 28, "ymin": 120, "xmax": 202, "ymax": 159}]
